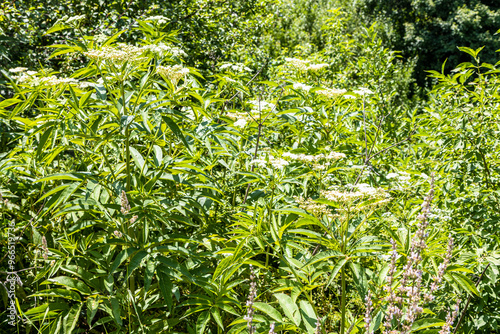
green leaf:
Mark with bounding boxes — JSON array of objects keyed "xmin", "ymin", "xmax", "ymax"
[
  {"xmin": 129, "ymin": 146, "xmax": 148, "ymax": 175},
  {"xmin": 449, "ymin": 272, "xmax": 480, "ymax": 296},
  {"xmin": 274, "ymin": 293, "xmax": 301, "ymax": 327},
  {"xmin": 62, "ymin": 303, "xmax": 82, "ymax": 334},
  {"xmin": 126, "ymin": 250, "xmax": 148, "ymax": 280},
  {"xmin": 196, "ymin": 311, "xmax": 210, "ymax": 334},
  {"xmin": 253, "ymin": 302, "xmax": 283, "ymax": 322},
  {"xmin": 109, "ymin": 247, "xmax": 140, "ymax": 276},
  {"xmin": 87, "ymin": 297, "xmax": 99, "ymax": 326},
  {"xmin": 30, "ymin": 289, "xmax": 81, "ymax": 301},
  {"xmin": 299, "ymin": 300, "xmax": 317, "ymax": 333},
  {"xmin": 158, "ymin": 270, "xmax": 173, "ymax": 310},
  {"xmin": 304, "ymin": 250, "xmax": 344, "ymax": 268},
  {"xmin": 43, "ymin": 276, "xmax": 91, "ymax": 295},
  {"xmin": 110, "ymin": 297, "xmax": 122, "ymax": 326},
  {"xmin": 411, "ymin": 318, "xmax": 445, "ymax": 331},
  {"xmin": 163, "ymin": 116, "xmax": 192, "ymax": 152}
]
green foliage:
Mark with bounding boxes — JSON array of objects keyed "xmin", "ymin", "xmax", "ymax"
[
  {"xmin": 1, "ymin": 4, "xmax": 500, "ymax": 334},
  {"xmin": 351, "ymin": 0, "xmax": 500, "ymax": 86}
]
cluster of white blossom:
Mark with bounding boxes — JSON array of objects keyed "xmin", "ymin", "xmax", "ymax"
[
  {"xmin": 220, "ymin": 63, "xmax": 251, "ymax": 73},
  {"xmin": 321, "ymin": 183, "xmax": 390, "ymax": 209},
  {"xmin": 233, "ymin": 118, "xmax": 247, "ymax": 128},
  {"xmin": 145, "ymin": 15, "xmax": 169, "ymax": 25},
  {"xmin": 386, "ymin": 171, "xmax": 411, "ymax": 182},
  {"xmin": 156, "ymin": 65, "xmax": 190, "ymax": 86},
  {"xmin": 40, "ymin": 76, "xmax": 79, "ymax": 86},
  {"xmin": 283, "ymin": 151, "xmax": 346, "ymax": 163},
  {"xmin": 250, "ymin": 156, "xmax": 289, "ymax": 169},
  {"xmin": 294, "ymin": 196, "xmax": 335, "ymax": 220},
  {"xmin": 248, "ymin": 100, "xmax": 276, "ymax": 113},
  {"xmin": 293, "ymin": 82, "xmax": 313, "ymax": 92},
  {"xmin": 285, "ymin": 58, "xmax": 329, "ymax": 72},
  {"xmin": 308, "ymin": 63, "xmax": 329, "ymax": 71},
  {"xmin": 8, "ymin": 67, "xmax": 28, "ymax": 73},
  {"xmin": 84, "ymin": 43, "xmax": 147, "ymax": 64},
  {"xmin": 143, "ymin": 43, "xmax": 186, "ymax": 58},
  {"xmin": 316, "ymin": 88, "xmax": 347, "ymax": 99},
  {"xmin": 285, "ymin": 57, "xmax": 310, "ymax": 71}
]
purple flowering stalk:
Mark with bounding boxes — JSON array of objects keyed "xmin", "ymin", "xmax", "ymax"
[
  {"xmin": 315, "ymin": 317, "xmax": 322, "ymax": 334},
  {"xmin": 379, "ymin": 174, "xmax": 456, "ymax": 334},
  {"xmin": 269, "ymin": 322, "xmax": 276, "ymax": 334},
  {"xmin": 439, "ymin": 299, "xmax": 460, "ymax": 334},
  {"xmin": 364, "ymin": 293, "xmax": 374, "ymax": 334},
  {"xmin": 243, "ymin": 265, "xmax": 257, "ymax": 334}
]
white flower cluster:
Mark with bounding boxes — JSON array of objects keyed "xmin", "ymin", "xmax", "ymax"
[
  {"xmin": 308, "ymin": 63, "xmax": 329, "ymax": 71},
  {"xmin": 321, "ymin": 183, "xmax": 390, "ymax": 206},
  {"xmin": 156, "ymin": 65, "xmax": 190, "ymax": 86},
  {"xmin": 8, "ymin": 67, "xmax": 28, "ymax": 73},
  {"xmin": 220, "ymin": 63, "xmax": 251, "ymax": 73},
  {"xmin": 386, "ymin": 171, "xmax": 411, "ymax": 182},
  {"xmin": 248, "ymin": 100, "xmax": 276, "ymax": 113},
  {"xmin": 285, "ymin": 58, "xmax": 329, "ymax": 72},
  {"xmin": 285, "ymin": 58, "xmax": 310, "ymax": 71},
  {"xmin": 143, "ymin": 43, "xmax": 186, "ymax": 58},
  {"xmin": 316, "ymin": 88, "xmax": 347, "ymax": 99},
  {"xmin": 250, "ymin": 156, "xmax": 289, "ymax": 169},
  {"xmin": 145, "ymin": 15, "xmax": 169, "ymax": 25},
  {"xmin": 354, "ymin": 88, "xmax": 374, "ymax": 96},
  {"xmin": 282, "ymin": 151, "xmax": 346, "ymax": 163},
  {"xmin": 234, "ymin": 118, "xmax": 247, "ymax": 128},
  {"xmin": 94, "ymin": 34, "xmax": 108, "ymax": 45},
  {"xmin": 40, "ymin": 76, "xmax": 79, "ymax": 86},
  {"xmin": 293, "ymin": 82, "xmax": 313, "ymax": 92},
  {"xmin": 294, "ymin": 196, "xmax": 335, "ymax": 220},
  {"xmin": 84, "ymin": 43, "xmax": 148, "ymax": 65},
  {"xmin": 10, "ymin": 70, "xmax": 38, "ymax": 84}
]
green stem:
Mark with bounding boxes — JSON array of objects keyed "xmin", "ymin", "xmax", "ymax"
[{"xmin": 341, "ymin": 265, "xmax": 346, "ymax": 334}]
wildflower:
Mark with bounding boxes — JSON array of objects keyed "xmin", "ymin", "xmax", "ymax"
[
  {"xmin": 39, "ymin": 76, "xmax": 79, "ymax": 86},
  {"xmin": 78, "ymin": 81, "xmax": 95, "ymax": 89},
  {"xmin": 120, "ymin": 190, "xmax": 131, "ymax": 215},
  {"xmin": 293, "ymin": 82, "xmax": 313, "ymax": 92},
  {"xmin": 285, "ymin": 57, "xmax": 310, "ymax": 71},
  {"xmin": 143, "ymin": 43, "xmax": 186, "ymax": 58},
  {"xmin": 41, "ymin": 236, "xmax": 49, "ymax": 260},
  {"xmin": 130, "ymin": 215, "xmax": 138, "ymax": 224},
  {"xmin": 251, "ymin": 156, "xmax": 289, "ymax": 169},
  {"xmin": 294, "ymin": 196, "xmax": 335, "ymax": 220},
  {"xmin": 84, "ymin": 44, "xmax": 147, "ymax": 65},
  {"xmin": 157, "ymin": 65, "xmax": 190, "ymax": 86},
  {"xmin": 145, "ymin": 15, "xmax": 168, "ymax": 25},
  {"xmin": 8, "ymin": 67, "xmax": 28, "ymax": 73},
  {"xmin": 269, "ymin": 322, "xmax": 276, "ymax": 334},
  {"xmin": 94, "ymin": 34, "xmax": 108, "ymax": 45},
  {"xmin": 308, "ymin": 63, "xmax": 329, "ymax": 71},
  {"xmin": 354, "ymin": 88, "xmax": 374, "ymax": 96},
  {"xmin": 439, "ymin": 300, "xmax": 460, "ymax": 334},
  {"xmin": 113, "ymin": 230, "xmax": 123, "ymax": 238},
  {"xmin": 220, "ymin": 63, "xmax": 251, "ymax": 72},
  {"xmin": 243, "ymin": 265, "xmax": 257, "ymax": 334},
  {"xmin": 248, "ymin": 100, "xmax": 276, "ymax": 113},
  {"xmin": 314, "ymin": 317, "xmax": 322, "ymax": 334},
  {"xmin": 316, "ymin": 88, "xmax": 347, "ymax": 99},
  {"xmin": 365, "ymin": 293, "xmax": 374, "ymax": 334},
  {"xmin": 234, "ymin": 118, "xmax": 247, "ymax": 128}
]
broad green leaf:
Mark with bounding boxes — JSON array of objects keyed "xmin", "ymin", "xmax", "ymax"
[
  {"xmin": 43, "ymin": 276, "xmax": 91, "ymax": 295},
  {"xmin": 274, "ymin": 293, "xmax": 301, "ymax": 327},
  {"xmin": 253, "ymin": 302, "xmax": 282, "ymax": 322}
]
